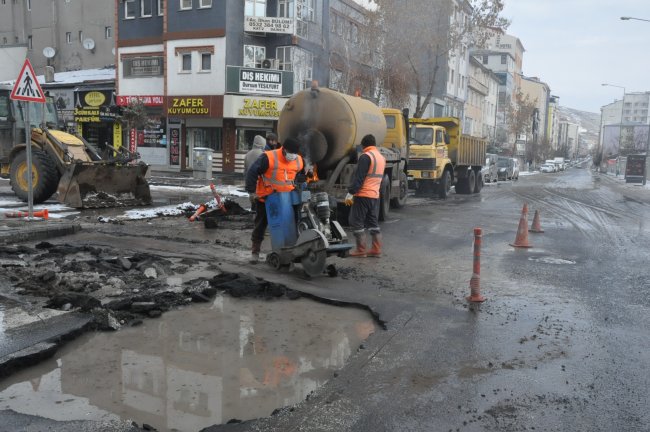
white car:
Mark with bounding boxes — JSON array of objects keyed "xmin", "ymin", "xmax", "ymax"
[{"xmin": 540, "ymin": 164, "xmax": 555, "ymax": 173}]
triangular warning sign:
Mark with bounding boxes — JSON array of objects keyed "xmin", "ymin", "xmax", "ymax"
[{"xmin": 10, "ymin": 58, "xmax": 46, "ymax": 103}]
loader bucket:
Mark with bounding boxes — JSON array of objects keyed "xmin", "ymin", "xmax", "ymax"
[{"xmin": 57, "ymin": 163, "xmax": 152, "ymax": 208}]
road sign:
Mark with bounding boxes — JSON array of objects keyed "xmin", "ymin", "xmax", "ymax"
[{"xmin": 10, "ymin": 58, "xmax": 46, "ymax": 103}]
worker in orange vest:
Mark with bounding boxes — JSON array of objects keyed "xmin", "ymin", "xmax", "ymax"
[
  {"xmin": 245, "ymin": 137, "xmax": 305, "ymax": 263},
  {"xmin": 345, "ymin": 134, "xmax": 386, "ymax": 257}
]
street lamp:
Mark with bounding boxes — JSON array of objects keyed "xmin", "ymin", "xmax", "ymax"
[
  {"xmin": 602, "ymin": 83, "xmax": 626, "ymax": 175},
  {"xmin": 620, "ymin": 16, "xmax": 650, "ymax": 22}
]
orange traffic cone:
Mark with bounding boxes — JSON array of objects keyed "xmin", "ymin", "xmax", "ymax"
[
  {"xmin": 4, "ymin": 209, "xmax": 48, "ymax": 219},
  {"xmin": 510, "ymin": 203, "xmax": 532, "ymax": 248},
  {"xmin": 529, "ymin": 209, "xmax": 544, "ymax": 233},
  {"xmin": 189, "ymin": 204, "xmax": 206, "ymax": 222}
]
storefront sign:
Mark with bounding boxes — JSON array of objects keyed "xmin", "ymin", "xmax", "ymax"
[
  {"xmin": 167, "ymin": 97, "xmax": 210, "ymax": 116},
  {"xmin": 123, "ymin": 56, "xmax": 164, "ymax": 77},
  {"xmin": 117, "ymin": 95, "xmax": 164, "ymax": 106},
  {"xmin": 223, "ymin": 95, "xmax": 287, "ymax": 120},
  {"xmin": 239, "ymin": 69, "xmax": 282, "ymax": 96},
  {"xmin": 169, "ymin": 127, "xmax": 181, "ymax": 166},
  {"xmin": 74, "ymin": 106, "xmax": 119, "ymax": 123},
  {"xmin": 244, "ymin": 16, "xmax": 294, "ymax": 34},
  {"xmin": 129, "ymin": 128, "xmax": 137, "ymax": 155},
  {"xmin": 113, "ymin": 123, "xmax": 122, "ymax": 150}
]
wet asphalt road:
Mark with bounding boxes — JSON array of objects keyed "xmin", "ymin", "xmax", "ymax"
[
  {"xmin": 204, "ymin": 165, "xmax": 650, "ymax": 432},
  {"xmin": 2, "ymin": 164, "xmax": 650, "ymax": 431}
]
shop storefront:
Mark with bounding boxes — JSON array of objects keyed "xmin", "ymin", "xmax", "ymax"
[
  {"xmin": 116, "ymin": 95, "xmax": 166, "ymax": 166},
  {"xmin": 164, "ymin": 95, "xmax": 224, "ymax": 172},
  {"xmin": 73, "ymin": 88, "xmax": 120, "ymax": 156},
  {"xmin": 223, "ymin": 95, "xmax": 288, "ymax": 173}
]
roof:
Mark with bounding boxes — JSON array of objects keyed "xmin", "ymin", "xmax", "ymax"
[{"xmin": 0, "ymin": 67, "xmax": 115, "ymax": 87}]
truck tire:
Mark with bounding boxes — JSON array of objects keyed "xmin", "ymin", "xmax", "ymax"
[
  {"xmin": 390, "ymin": 171, "xmax": 408, "ymax": 208},
  {"xmin": 438, "ymin": 170, "xmax": 451, "ymax": 199},
  {"xmin": 10, "ymin": 148, "xmax": 60, "ymax": 204},
  {"xmin": 466, "ymin": 170, "xmax": 476, "ymax": 194},
  {"xmin": 474, "ymin": 169, "xmax": 483, "ymax": 193},
  {"xmin": 379, "ymin": 175, "xmax": 390, "ymax": 221}
]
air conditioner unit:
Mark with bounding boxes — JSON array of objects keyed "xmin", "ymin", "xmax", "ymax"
[{"xmin": 261, "ymin": 58, "xmax": 280, "ymax": 70}]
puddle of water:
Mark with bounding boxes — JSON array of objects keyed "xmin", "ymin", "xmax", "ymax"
[
  {"xmin": 0, "ymin": 295, "xmax": 375, "ymax": 431},
  {"xmin": 528, "ymin": 256, "xmax": 576, "ymax": 265}
]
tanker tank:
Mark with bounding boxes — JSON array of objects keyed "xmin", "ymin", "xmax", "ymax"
[{"xmin": 278, "ymin": 86, "xmax": 387, "ymax": 175}]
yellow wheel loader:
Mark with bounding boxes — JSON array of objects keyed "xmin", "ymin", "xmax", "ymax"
[{"xmin": 0, "ymin": 85, "xmax": 151, "ymax": 208}]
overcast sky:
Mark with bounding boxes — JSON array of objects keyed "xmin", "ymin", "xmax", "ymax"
[{"xmin": 502, "ymin": 0, "xmax": 650, "ymax": 113}]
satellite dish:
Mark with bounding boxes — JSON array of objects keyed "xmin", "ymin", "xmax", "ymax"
[
  {"xmin": 43, "ymin": 47, "xmax": 56, "ymax": 58},
  {"xmin": 82, "ymin": 38, "xmax": 95, "ymax": 50}
]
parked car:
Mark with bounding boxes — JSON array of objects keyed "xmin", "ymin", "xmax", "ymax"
[
  {"xmin": 482, "ymin": 153, "xmax": 499, "ymax": 183},
  {"xmin": 497, "ymin": 157, "xmax": 514, "ymax": 180},
  {"xmin": 540, "ymin": 163, "xmax": 555, "ymax": 173},
  {"xmin": 511, "ymin": 158, "xmax": 520, "ymax": 180}
]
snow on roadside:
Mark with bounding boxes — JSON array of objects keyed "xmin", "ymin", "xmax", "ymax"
[{"xmin": 149, "ymin": 184, "xmax": 249, "ymax": 197}]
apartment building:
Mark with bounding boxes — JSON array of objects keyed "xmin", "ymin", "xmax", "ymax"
[
  {"xmin": 0, "ymin": 0, "xmax": 115, "ymax": 74},
  {"xmin": 600, "ymin": 92, "xmax": 650, "ymax": 160},
  {"xmin": 465, "ymin": 56, "xmax": 498, "ymax": 140},
  {"xmin": 117, "ymin": 0, "xmax": 374, "ymax": 173},
  {"xmin": 519, "ymin": 75, "xmax": 550, "ymax": 145}
]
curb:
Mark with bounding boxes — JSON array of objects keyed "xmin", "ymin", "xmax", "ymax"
[{"xmin": 0, "ymin": 222, "xmax": 82, "ymax": 245}]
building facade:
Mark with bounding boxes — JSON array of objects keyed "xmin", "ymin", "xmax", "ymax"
[
  {"xmin": 0, "ymin": 0, "xmax": 115, "ymax": 74},
  {"xmin": 465, "ymin": 56, "xmax": 498, "ymax": 140},
  {"xmin": 117, "ymin": 0, "xmax": 374, "ymax": 174}
]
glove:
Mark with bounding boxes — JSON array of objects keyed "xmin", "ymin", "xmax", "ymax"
[
  {"xmin": 249, "ymin": 192, "xmax": 258, "ymax": 203},
  {"xmin": 344, "ymin": 193, "xmax": 354, "ymax": 206}
]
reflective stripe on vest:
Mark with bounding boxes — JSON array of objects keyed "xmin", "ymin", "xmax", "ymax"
[
  {"xmin": 256, "ymin": 149, "xmax": 304, "ymax": 198},
  {"xmin": 356, "ymin": 146, "xmax": 386, "ymax": 199}
]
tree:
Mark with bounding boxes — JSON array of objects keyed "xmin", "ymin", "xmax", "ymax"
[
  {"xmin": 370, "ymin": 0, "xmax": 508, "ymax": 116},
  {"xmin": 117, "ymin": 99, "xmax": 149, "ymax": 159},
  {"xmin": 505, "ymin": 91, "xmax": 537, "ymax": 155}
]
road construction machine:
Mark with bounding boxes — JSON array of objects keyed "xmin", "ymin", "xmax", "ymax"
[
  {"xmin": 408, "ymin": 117, "xmax": 487, "ymax": 198},
  {"xmin": 277, "ymin": 84, "xmax": 409, "ymax": 222},
  {"xmin": 0, "ymin": 84, "xmax": 151, "ymax": 208}
]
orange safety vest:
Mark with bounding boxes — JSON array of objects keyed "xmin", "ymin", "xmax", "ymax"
[
  {"xmin": 355, "ymin": 146, "xmax": 385, "ymax": 199},
  {"xmin": 255, "ymin": 148, "xmax": 304, "ymax": 199}
]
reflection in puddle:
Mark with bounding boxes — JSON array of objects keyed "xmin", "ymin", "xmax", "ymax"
[{"xmin": 0, "ymin": 295, "xmax": 375, "ymax": 431}]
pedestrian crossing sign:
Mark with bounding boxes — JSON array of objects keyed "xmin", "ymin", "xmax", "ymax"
[{"xmin": 10, "ymin": 58, "xmax": 46, "ymax": 103}]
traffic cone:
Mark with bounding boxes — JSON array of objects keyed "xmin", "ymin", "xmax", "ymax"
[
  {"xmin": 510, "ymin": 203, "xmax": 532, "ymax": 248},
  {"xmin": 529, "ymin": 209, "xmax": 544, "ymax": 233},
  {"xmin": 189, "ymin": 204, "xmax": 206, "ymax": 222},
  {"xmin": 4, "ymin": 209, "xmax": 48, "ymax": 219}
]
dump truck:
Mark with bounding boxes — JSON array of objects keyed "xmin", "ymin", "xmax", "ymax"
[
  {"xmin": 0, "ymin": 84, "xmax": 151, "ymax": 208},
  {"xmin": 407, "ymin": 117, "xmax": 487, "ymax": 198},
  {"xmin": 277, "ymin": 84, "xmax": 408, "ymax": 222}
]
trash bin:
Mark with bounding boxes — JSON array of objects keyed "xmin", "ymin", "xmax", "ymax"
[{"xmin": 192, "ymin": 147, "xmax": 213, "ymax": 180}]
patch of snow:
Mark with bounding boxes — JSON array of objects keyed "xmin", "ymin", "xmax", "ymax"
[{"xmin": 149, "ymin": 184, "xmax": 249, "ymax": 197}]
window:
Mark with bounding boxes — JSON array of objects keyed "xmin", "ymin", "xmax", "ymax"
[
  {"xmin": 200, "ymin": 53, "xmax": 211, "ymax": 71},
  {"xmin": 482, "ymin": 55, "xmax": 488, "ymax": 64},
  {"xmin": 278, "ymin": 0, "xmax": 293, "ymax": 17},
  {"xmin": 276, "ymin": 46, "xmax": 292, "ymax": 71},
  {"xmin": 500, "ymin": 54, "xmax": 506, "ymax": 64},
  {"xmin": 292, "ymin": 47, "xmax": 313, "ymax": 90},
  {"xmin": 181, "ymin": 53, "xmax": 191, "ymax": 72},
  {"xmin": 245, "ymin": 0, "xmax": 265, "ymax": 16},
  {"xmin": 199, "ymin": 0, "xmax": 212, "ymax": 7},
  {"xmin": 125, "ymin": 0, "xmax": 136, "ymax": 18},
  {"xmin": 0, "ymin": 95, "xmax": 9, "ymax": 118},
  {"xmin": 27, "ymin": 35, "xmax": 32, "ymax": 50},
  {"xmin": 330, "ymin": 14, "xmax": 337, "ymax": 33},
  {"xmin": 105, "ymin": 26, "xmax": 112, "ymax": 39},
  {"xmin": 180, "ymin": 0, "xmax": 192, "ymax": 10},
  {"xmin": 66, "ymin": 32, "xmax": 72, "ymax": 44},
  {"xmin": 244, "ymin": 45, "xmax": 265, "ymax": 68},
  {"xmin": 78, "ymin": 31, "xmax": 83, "ymax": 43},
  {"xmin": 329, "ymin": 69, "xmax": 342, "ymax": 90},
  {"xmin": 296, "ymin": 0, "xmax": 314, "ymax": 37},
  {"xmin": 26, "ymin": 0, "xmax": 30, "ymax": 10},
  {"xmin": 2, "ymin": 37, "xmax": 6, "ymax": 44},
  {"xmin": 158, "ymin": 0, "xmax": 164, "ymax": 15},
  {"xmin": 141, "ymin": 0, "xmax": 153, "ymax": 17}
]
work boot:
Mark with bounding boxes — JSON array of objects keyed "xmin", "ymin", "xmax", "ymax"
[
  {"xmin": 250, "ymin": 241, "xmax": 262, "ymax": 264},
  {"xmin": 349, "ymin": 232, "xmax": 367, "ymax": 257},
  {"xmin": 367, "ymin": 232, "xmax": 382, "ymax": 258}
]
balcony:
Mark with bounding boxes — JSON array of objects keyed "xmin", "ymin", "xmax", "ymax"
[{"xmin": 468, "ymin": 76, "xmax": 488, "ymax": 95}]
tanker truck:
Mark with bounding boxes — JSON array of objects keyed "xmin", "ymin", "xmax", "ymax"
[{"xmin": 277, "ymin": 84, "xmax": 408, "ymax": 222}]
